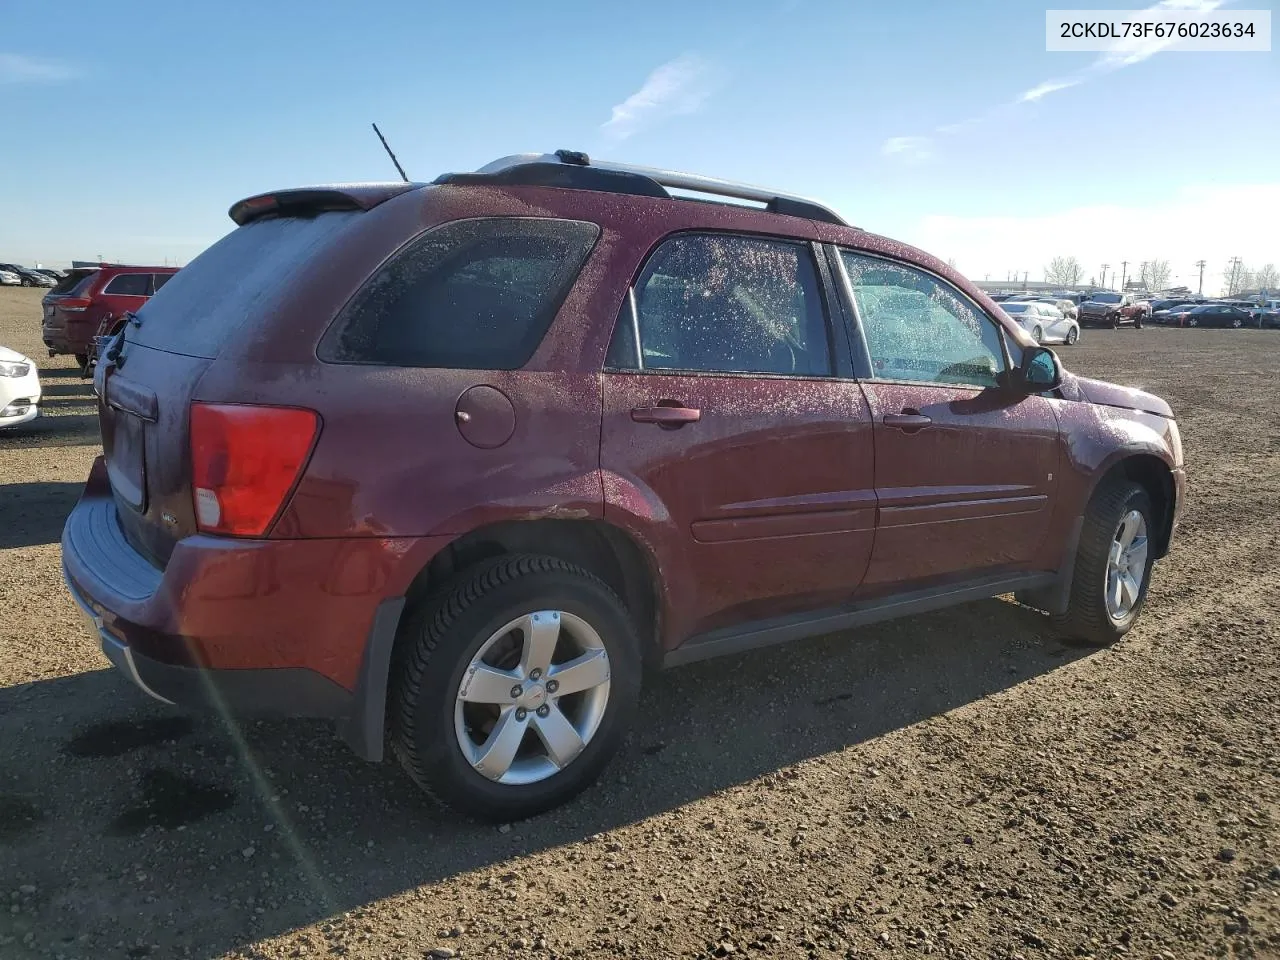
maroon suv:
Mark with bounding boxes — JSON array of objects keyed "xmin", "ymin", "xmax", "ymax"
[
  {"xmin": 62, "ymin": 152, "xmax": 1184, "ymax": 820},
  {"xmin": 43, "ymin": 264, "xmax": 178, "ymax": 364}
]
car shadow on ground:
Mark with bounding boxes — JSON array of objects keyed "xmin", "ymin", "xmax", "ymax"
[
  {"xmin": 0, "ymin": 414, "xmax": 100, "ymax": 449},
  {"xmin": 0, "ymin": 482, "xmax": 84, "ymax": 548},
  {"xmin": 0, "ymin": 601, "xmax": 1095, "ymax": 957}
]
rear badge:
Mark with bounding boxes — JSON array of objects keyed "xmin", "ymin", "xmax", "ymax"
[{"xmin": 162, "ymin": 512, "xmax": 178, "ymax": 526}]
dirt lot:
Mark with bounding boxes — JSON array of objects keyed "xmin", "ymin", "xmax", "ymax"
[{"xmin": 0, "ymin": 284, "xmax": 1276, "ymax": 960}]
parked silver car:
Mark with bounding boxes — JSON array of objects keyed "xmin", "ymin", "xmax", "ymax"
[{"xmin": 999, "ymin": 301, "xmax": 1080, "ymax": 345}]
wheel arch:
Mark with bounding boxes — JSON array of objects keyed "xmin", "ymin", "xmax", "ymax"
[
  {"xmin": 1089, "ymin": 453, "xmax": 1176, "ymax": 558},
  {"xmin": 400, "ymin": 518, "xmax": 663, "ymax": 667},
  {"xmin": 339, "ymin": 518, "xmax": 664, "ymax": 764}
]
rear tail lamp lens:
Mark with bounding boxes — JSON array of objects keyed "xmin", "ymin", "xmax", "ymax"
[
  {"xmin": 190, "ymin": 403, "xmax": 319, "ymax": 537},
  {"xmin": 59, "ymin": 297, "xmax": 92, "ymax": 312}
]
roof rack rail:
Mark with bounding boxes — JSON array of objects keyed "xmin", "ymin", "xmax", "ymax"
[{"xmin": 434, "ymin": 151, "xmax": 849, "ymax": 227}]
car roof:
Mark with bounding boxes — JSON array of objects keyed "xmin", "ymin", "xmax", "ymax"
[
  {"xmin": 230, "ymin": 150, "xmax": 1026, "ymax": 346},
  {"xmin": 95, "ymin": 263, "xmax": 179, "ymax": 273}
]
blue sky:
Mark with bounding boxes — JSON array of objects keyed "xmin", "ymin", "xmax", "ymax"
[{"xmin": 1, "ymin": 0, "xmax": 1275, "ymax": 292}]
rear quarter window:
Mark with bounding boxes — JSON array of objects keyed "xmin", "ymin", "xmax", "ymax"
[{"xmin": 319, "ymin": 217, "xmax": 600, "ymax": 369}]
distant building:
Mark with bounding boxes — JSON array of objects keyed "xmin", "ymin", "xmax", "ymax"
[{"xmin": 974, "ymin": 280, "xmax": 1098, "ymax": 295}]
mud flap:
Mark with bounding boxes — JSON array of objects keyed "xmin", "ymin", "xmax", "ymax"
[{"xmin": 335, "ymin": 596, "xmax": 407, "ymax": 762}]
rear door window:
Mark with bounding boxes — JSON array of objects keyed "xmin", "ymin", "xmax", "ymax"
[
  {"xmin": 320, "ymin": 217, "xmax": 600, "ymax": 369},
  {"xmin": 103, "ymin": 273, "xmax": 151, "ymax": 297},
  {"xmin": 606, "ymin": 233, "xmax": 831, "ymax": 377},
  {"xmin": 151, "ymin": 273, "xmax": 173, "ymax": 292}
]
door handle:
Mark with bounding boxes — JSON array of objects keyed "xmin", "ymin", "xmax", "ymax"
[
  {"xmin": 631, "ymin": 404, "xmax": 702, "ymax": 427},
  {"xmin": 883, "ymin": 410, "xmax": 932, "ymax": 433}
]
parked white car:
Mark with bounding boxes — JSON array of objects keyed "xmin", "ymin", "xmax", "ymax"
[
  {"xmin": 0, "ymin": 270, "xmax": 22, "ymax": 287},
  {"xmin": 999, "ymin": 301, "xmax": 1080, "ymax": 345},
  {"xmin": 0, "ymin": 346, "xmax": 41, "ymax": 428}
]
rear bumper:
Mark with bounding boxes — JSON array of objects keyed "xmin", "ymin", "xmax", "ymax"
[
  {"xmin": 66, "ymin": 569, "xmax": 355, "ymax": 715},
  {"xmin": 42, "ymin": 315, "xmax": 95, "ymax": 355},
  {"xmin": 60, "ymin": 457, "xmax": 449, "ymax": 757}
]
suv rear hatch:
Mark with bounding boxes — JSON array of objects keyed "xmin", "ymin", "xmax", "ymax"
[
  {"xmin": 43, "ymin": 267, "xmax": 99, "ymax": 320},
  {"xmin": 98, "ymin": 184, "xmax": 416, "ymax": 566}
]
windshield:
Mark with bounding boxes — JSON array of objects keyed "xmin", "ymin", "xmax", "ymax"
[
  {"xmin": 1001, "ymin": 303, "xmax": 1030, "ymax": 313},
  {"xmin": 1090, "ymin": 293, "xmax": 1122, "ymax": 303}
]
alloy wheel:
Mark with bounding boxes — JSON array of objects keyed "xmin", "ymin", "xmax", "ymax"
[
  {"xmin": 454, "ymin": 610, "xmax": 611, "ymax": 785},
  {"xmin": 1105, "ymin": 510, "xmax": 1148, "ymax": 622}
]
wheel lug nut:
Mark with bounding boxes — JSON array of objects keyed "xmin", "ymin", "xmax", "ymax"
[
  {"xmin": 515, "ymin": 708, "xmax": 528, "ymax": 721},
  {"xmin": 529, "ymin": 668, "xmax": 542, "ymax": 681},
  {"xmin": 536, "ymin": 705, "xmax": 550, "ymax": 718},
  {"xmin": 510, "ymin": 685, "xmax": 523, "ymax": 699},
  {"xmin": 546, "ymin": 680, "xmax": 559, "ymax": 693}
]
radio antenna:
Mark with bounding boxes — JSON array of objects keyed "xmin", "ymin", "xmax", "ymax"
[{"xmin": 371, "ymin": 122, "xmax": 409, "ymax": 182}]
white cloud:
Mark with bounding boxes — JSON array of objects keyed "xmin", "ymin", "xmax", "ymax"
[
  {"xmin": 1018, "ymin": 78, "xmax": 1081, "ymax": 103},
  {"xmin": 0, "ymin": 53, "xmax": 79, "ymax": 83},
  {"xmin": 908, "ymin": 183, "xmax": 1280, "ymax": 295},
  {"xmin": 601, "ymin": 54, "xmax": 715, "ymax": 141},
  {"xmin": 1097, "ymin": 0, "xmax": 1225, "ymax": 69},
  {"xmin": 1026, "ymin": 0, "xmax": 1226, "ymax": 102},
  {"xmin": 895, "ymin": 0, "xmax": 1227, "ymax": 158},
  {"xmin": 881, "ymin": 135, "xmax": 933, "ymax": 164}
]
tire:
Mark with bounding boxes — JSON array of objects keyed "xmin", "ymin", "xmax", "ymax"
[
  {"xmin": 1065, "ymin": 326, "xmax": 1079, "ymax": 345},
  {"xmin": 74, "ymin": 353, "xmax": 89, "ymax": 367},
  {"xmin": 1032, "ymin": 326, "xmax": 1043, "ymax": 344},
  {"xmin": 1109, "ymin": 315, "xmax": 1119, "ymax": 330},
  {"xmin": 1187, "ymin": 317, "xmax": 1199, "ymax": 328},
  {"xmin": 390, "ymin": 555, "xmax": 642, "ymax": 821},
  {"xmin": 1231, "ymin": 316, "xmax": 1242, "ymax": 329},
  {"xmin": 1053, "ymin": 480, "xmax": 1155, "ymax": 646}
]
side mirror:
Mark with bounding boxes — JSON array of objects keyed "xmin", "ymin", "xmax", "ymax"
[{"xmin": 1018, "ymin": 345, "xmax": 1061, "ymax": 391}]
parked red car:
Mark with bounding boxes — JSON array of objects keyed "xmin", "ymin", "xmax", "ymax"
[
  {"xmin": 62, "ymin": 152, "xmax": 1185, "ymax": 820},
  {"xmin": 1078, "ymin": 292, "xmax": 1147, "ymax": 328},
  {"xmin": 42, "ymin": 264, "xmax": 178, "ymax": 365}
]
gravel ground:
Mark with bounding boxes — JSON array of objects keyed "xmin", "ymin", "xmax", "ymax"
[{"xmin": 0, "ymin": 285, "xmax": 1277, "ymax": 960}]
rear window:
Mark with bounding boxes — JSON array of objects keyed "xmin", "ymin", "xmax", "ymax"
[
  {"xmin": 320, "ymin": 217, "xmax": 600, "ymax": 369},
  {"xmin": 51, "ymin": 269, "xmax": 97, "ymax": 296},
  {"xmin": 103, "ymin": 273, "xmax": 151, "ymax": 296},
  {"xmin": 152, "ymin": 273, "xmax": 173, "ymax": 292},
  {"xmin": 130, "ymin": 211, "xmax": 360, "ymax": 358}
]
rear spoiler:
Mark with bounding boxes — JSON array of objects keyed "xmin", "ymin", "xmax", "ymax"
[{"xmin": 228, "ymin": 182, "xmax": 422, "ymax": 225}]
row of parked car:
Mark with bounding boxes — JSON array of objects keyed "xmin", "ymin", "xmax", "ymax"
[
  {"xmin": 991, "ymin": 291, "xmax": 1280, "ymax": 331},
  {"xmin": 0, "ymin": 263, "xmax": 62, "ymax": 288}
]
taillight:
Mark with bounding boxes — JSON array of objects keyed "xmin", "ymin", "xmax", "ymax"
[
  {"xmin": 190, "ymin": 403, "xmax": 320, "ymax": 537},
  {"xmin": 59, "ymin": 297, "xmax": 92, "ymax": 312}
]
